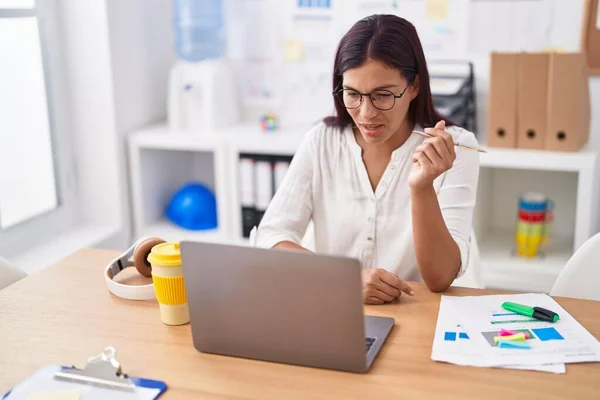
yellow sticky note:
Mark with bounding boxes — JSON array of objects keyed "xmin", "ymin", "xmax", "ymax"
[
  {"xmin": 494, "ymin": 333, "xmax": 527, "ymax": 344},
  {"xmin": 28, "ymin": 389, "xmax": 82, "ymax": 400},
  {"xmin": 426, "ymin": 0, "xmax": 448, "ymax": 21},
  {"xmin": 283, "ymin": 40, "xmax": 305, "ymax": 62}
]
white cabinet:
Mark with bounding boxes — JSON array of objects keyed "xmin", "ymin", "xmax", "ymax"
[{"xmin": 127, "ymin": 122, "xmax": 599, "ymax": 293}]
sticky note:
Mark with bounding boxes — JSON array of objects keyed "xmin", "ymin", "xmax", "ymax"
[
  {"xmin": 28, "ymin": 389, "xmax": 82, "ymax": 400},
  {"xmin": 532, "ymin": 327, "xmax": 564, "ymax": 341},
  {"xmin": 499, "ymin": 329, "xmax": 531, "ymax": 339},
  {"xmin": 283, "ymin": 40, "xmax": 305, "ymax": 62},
  {"xmin": 426, "ymin": 0, "xmax": 448, "ymax": 21},
  {"xmin": 498, "ymin": 340, "xmax": 531, "ymax": 349},
  {"xmin": 444, "ymin": 332, "xmax": 456, "ymax": 341},
  {"xmin": 494, "ymin": 333, "xmax": 527, "ymax": 344}
]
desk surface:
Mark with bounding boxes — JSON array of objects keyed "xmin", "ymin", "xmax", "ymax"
[{"xmin": 1, "ymin": 248, "xmax": 599, "ymax": 399}]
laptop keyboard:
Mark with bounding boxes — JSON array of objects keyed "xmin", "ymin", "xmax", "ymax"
[{"xmin": 365, "ymin": 337, "xmax": 376, "ymax": 352}]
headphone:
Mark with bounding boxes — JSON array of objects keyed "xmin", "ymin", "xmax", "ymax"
[{"xmin": 104, "ymin": 236, "xmax": 166, "ymax": 300}]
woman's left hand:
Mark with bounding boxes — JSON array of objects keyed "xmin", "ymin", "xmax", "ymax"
[{"xmin": 408, "ymin": 120, "xmax": 456, "ymax": 190}]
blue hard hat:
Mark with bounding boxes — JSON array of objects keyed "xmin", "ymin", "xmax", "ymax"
[{"xmin": 165, "ymin": 182, "xmax": 218, "ymax": 230}]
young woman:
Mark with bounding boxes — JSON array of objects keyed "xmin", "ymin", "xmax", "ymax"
[{"xmin": 255, "ymin": 14, "xmax": 480, "ymax": 303}]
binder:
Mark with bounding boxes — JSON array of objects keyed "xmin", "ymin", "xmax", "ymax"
[
  {"xmin": 239, "ymin": 155, "xmax": 256, "ymax": 238},
  {"xmin": 487, "ymin": 53, "xmax": 518, "ymax": 148},
  {"xmin": 238, "ymin": 154, "xmax": 293, "ymax": 238},
  {"xmin": 274, "ymin": 160, "xmax": 290, "ymax": 192},
  {"xmin": 254, "ymin": 160, "xmax": 274, "ymax": 225},
  {"xmin": 516, "ymin": 53, "xmax": 549, "ymax": 150},
  {"xmin": 545, "ymin": 53, "xmax": 590, "ymax": 152},
  {"xmin": 2, "ymin": 347, "xmax": 166, "ymax": 399}
]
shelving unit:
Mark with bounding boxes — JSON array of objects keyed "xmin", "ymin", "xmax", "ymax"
[
  {"xmin": 475, "ymin": 145, "xmax": 598, "ymax": 292},
  {"xmin": 128, "ymin": 125, "xmax": 231, "ymax": 244},
  {"xmin": 127, "ymin": 122, "xmax": 599, "ymax": 293}
]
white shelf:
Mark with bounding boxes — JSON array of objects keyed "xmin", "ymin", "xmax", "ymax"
[
  {"xmin": 128, "ymin": 123, "xmax": 222, "ymax": 152},
  {"xmin": 479, "ymin": 145, "xmax": 597, "ymax": 172},
  {"xmin": 140, "ymin": 220, "xmax": 226, "ymax": 243},
  {"xmin": 480, "ymin": 231, "xmax": 572, "ymax": 293},
  {"xmin": 221, "ymin": 123, "xmax": 307, "ymax": 155},
  {"xmin": 129, "ymin": 122, "xmax": 309, "ymax": 156}
]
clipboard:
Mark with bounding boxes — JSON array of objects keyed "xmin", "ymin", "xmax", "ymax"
[{"xmin": 2, "ymin": 347, "xmax": 167, "ymax": 400}]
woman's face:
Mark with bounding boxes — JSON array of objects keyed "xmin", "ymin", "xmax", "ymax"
[{"xmin": 342, "ymin": 58, "xmax": 418, "ymax": 146}]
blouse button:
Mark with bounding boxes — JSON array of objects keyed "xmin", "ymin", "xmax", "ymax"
[
  {"xmin": 367, "ymin": 236, "xmax": 374, "ymax": 242},
  {"xmin": 390, "ymin": 164, "xmax": 397, "ymax": 170}
]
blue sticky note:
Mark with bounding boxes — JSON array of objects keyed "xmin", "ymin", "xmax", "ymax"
[
  {"xmin": 532, "ymin": 327, "xmax": 564, "ymax": 341},
  {"xmin": 444, "ymin": 332, "xmax": 456, "ymax": 341},
  {"xmin": 459, "ymin": 332, "xmax": 469, "ymax": 339},
  {"xmin": 498, "ymin": 340, "xmax": 531, "ymax": 349}
]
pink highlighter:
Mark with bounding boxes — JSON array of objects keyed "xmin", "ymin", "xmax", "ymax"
[{"xmin": 499, "ymin": 328, "xmax": 531, "ymax": 339}]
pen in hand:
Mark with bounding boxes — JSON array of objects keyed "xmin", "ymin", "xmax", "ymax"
[{"xmin": 412, "ymin": 130, "xmax": 487, "ymax": 153}]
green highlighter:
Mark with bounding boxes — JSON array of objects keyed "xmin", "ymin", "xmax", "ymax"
[{"xmin": 502, "ymin": 302, "xmax": 560, "ymax": 323}]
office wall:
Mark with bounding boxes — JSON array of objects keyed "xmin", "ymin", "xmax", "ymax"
[
  {"xmin": 102, "ymin": 0, "xmax": 176, "ymax": 248},
  {"xmin": 55, "ymin": 0, "xmax": 175, "ymax": 250},
  {"xmin": 58, "ymin": 0, "xmax": 121, "ymax": 230}
]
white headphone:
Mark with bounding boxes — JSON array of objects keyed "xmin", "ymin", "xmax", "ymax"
[{"xmin": 104, "ymin": 236, "xmax": 166, "ymax": 300}]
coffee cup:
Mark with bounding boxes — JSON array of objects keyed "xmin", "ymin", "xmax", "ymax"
[{"xmin": 147, "ymin": 242, "xmax": 189, "ymax": 325}]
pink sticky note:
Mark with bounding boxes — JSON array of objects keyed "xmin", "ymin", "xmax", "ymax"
[{"xmin": 499, "ymin": 329, "xmax": 530, "ymax": 339}]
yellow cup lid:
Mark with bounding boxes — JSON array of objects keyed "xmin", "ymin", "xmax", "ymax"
[{"xmin": 147, "ymin": 242, "xmax": 181, "ymax": 267}]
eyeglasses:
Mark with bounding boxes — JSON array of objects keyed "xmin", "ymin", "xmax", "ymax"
[{"xmin": 332, "ymin": 81, "xmax": 412, "ymax": 111}]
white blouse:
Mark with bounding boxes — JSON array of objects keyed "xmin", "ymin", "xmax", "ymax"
[{"xmin": 255, "ymin": 122, "xmax": 480, "ymax": 282}]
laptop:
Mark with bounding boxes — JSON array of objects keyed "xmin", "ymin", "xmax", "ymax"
[{"xmin": 179, "ymin": 240, "xmax": 395, "ymax": 373}]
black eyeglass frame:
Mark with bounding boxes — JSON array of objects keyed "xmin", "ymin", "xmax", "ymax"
[{"xmin": 332, "ymin": 80, "xmax": 413, "ymax": 111}]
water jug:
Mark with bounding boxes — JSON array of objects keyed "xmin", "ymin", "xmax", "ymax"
[{"xmin": 173, "ymin": 0, "xmax": 225, "ymax": 61}]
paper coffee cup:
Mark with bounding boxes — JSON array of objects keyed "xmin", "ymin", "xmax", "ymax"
[{"xmin": 147, "ymin": 242, "xmax": 189, "ymax": 326}]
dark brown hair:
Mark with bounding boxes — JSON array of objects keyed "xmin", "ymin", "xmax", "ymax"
[{"xmin": 324, "ymin": 14, "xmax": 451, "ymax": 128}]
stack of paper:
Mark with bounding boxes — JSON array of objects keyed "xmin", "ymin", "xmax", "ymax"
[{"xmin": 431, "ymin": 293, "xmax": 600, "ymax": 373}]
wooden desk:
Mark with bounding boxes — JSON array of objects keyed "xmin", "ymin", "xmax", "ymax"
[{"xmin": 1, "ymin": 249, "xmax": 599, "ymax": 399}]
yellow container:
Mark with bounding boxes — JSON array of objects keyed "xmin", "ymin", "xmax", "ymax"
[
  {"xmin": 516, "ymin": 221, "xmax": 544, "ymax": 235},
  {"xmin": 515, "ymin": 232, "xmax": 543, "ymax": 258},
  {"xmin": 147, "ymin": 242, "xmax": 189, "ymax": 326}
]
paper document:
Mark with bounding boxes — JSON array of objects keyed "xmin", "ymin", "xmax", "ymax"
[
  {"xmin": 432, "ymin": 296, "xmax": 565, "ymax": 373},
  {"xmin": 230, "ymin": 0, "xmax": 283, "ymax": 108},
  {"xmin": 468, "ymin": 0, "xmax": 553, "ymax": 54},
  {"xmin": 432, "ymin": 294, "xmax": 600, "ymax": 370}
]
